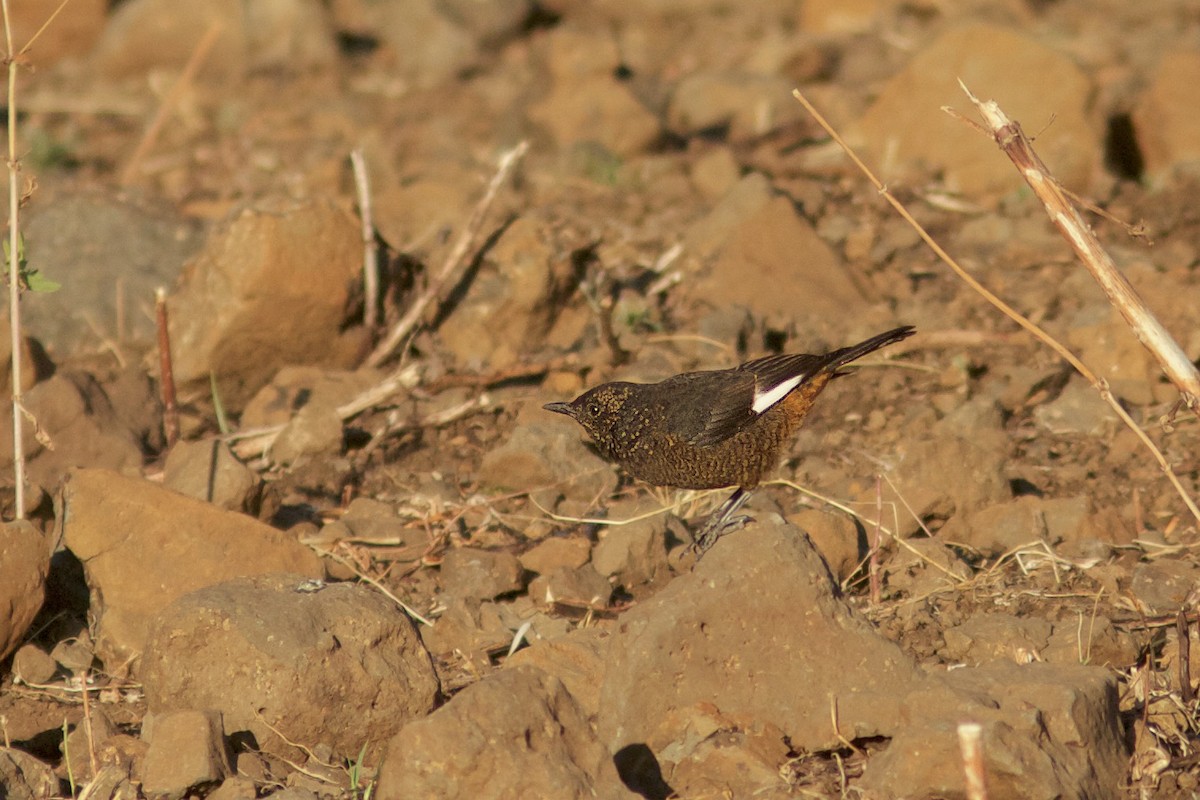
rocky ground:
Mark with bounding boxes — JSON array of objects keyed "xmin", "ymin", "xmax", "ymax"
[{"xmin": 2, "ymin": 0, "xmax": 1200, "ymax": 797}]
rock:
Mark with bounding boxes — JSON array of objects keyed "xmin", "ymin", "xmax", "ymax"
[
  {"xmin": 688, "ymin": 147, "xmax": 741, "ymax": 203},
  {"xmin": 956, "ymin": 496, "xmax": 1049, "ymax": 557},
  {"xmin": 205, "ymin": 776, "xmax": 257, "ymax": 800},
  {"xmin": 11, "ymin": 644, "xmax": 57, "ymax": 685},
  {"xmin": 168, "ymin": 198, "xmax": 364, "ymax": 407},
  {"xmin": 519, "ymin": 536, "xmax": 592, "ymax": 575},
  {"xmin": 942, "ymin": 612, "xmax": 1053, "ymax": 665},
  {"xmin": 0, "ymin": 521, "xmax": 50, "ymax": 661},
  {"xmin": 787, "ymin": 508, "xmax": 862, "ymax": 583},
  {"xmin": 667, "ymin": 71, "xmax": 802, "ymax": 141},
  {"xmin": 0, "ymin": 748, "xmax": 57, "ymax": 800},
  {"xmin": 50, "ymin": 635, "xmax": 96, "ymax": 673},
  {"xmin": 375, "ymin": 666, "xmax": 628, "ymax": 800},
  {"xmin": 529, "ymin": 564, "xmax": 612, "ymax": 611},
  {"xmin": 438, "ymin": 214, "xmax": 578, "ymax": 369},
  {"xmin": 1133, "ymin": 50, "xmax": 1200, "ymax": 180},
  {"xmin": 591, "ymin": 511, "xmax": 668, "ymax": 589},
  {"xmin": 886, "ymin": 435, "xmax": 1010, "ymax": 529},
  {"xmin": 21, "ymin": 189, "xmax": 204, "ymax": 354},
  {"xmin": 684, "ymin": 172, "xmax": 772, "ymax": 259},
  {"xmin": 141, "ymin": 710, "xmax": 230, "ymax": 799},
  {"xmin": 883, "ymin": 537, "xmax": 973, "ymax": 598},
  {"xmin": 440, "ymin": 547, "xmax": 524, "ymax": 601},
  {"xmin": 58, "ymin": 468, "xmax": 323, "ymax": 669},
  {"xmin": 527, "ymin": 27, "xmax": 660, "ymax": 158},
  {"xmin": 271, "ymin": 401, "xmax": 344, "ymax": 467},
  {"xmin": 1066, "ymin": 309, "xmax": 1158, "ymax": 405},
  {"xmin": 420, "ymin": 596, "xmax": 511, "ymax": 660},
  {"xmin": 141, "ymin": 574, "xmax": 438, "ymax": 761},
  {"xmin": 689, "ymin": 196, "xmax": 868, "ymax": 320},
  {"xmin": 479, "ymin": 402, "xmax": 618, "ymax": 506},
  {"xmin": 0, "ymin": 372, "xmax": 145, "ymax": 494},
  {"xmin": 0, "ymin": 316, "xmax": 53, "ymax": 395},
  {"xmin": 335, "ymin": 0, "xmax": 529, "ymax": 88},
  {"xmin": 1130, "ymin": 560, "xmax": 1200, "ymax": 614},
  {"xmin": 854, "ymin": 23, "xmax": 1099, "ymax": 199},
  {"xmin": 61, "ymin": 708, "xmax": 119, "ymax": 783},
  {"xmin": 1043, "ymin": 616, "xmax": 1138, "ymax": 669},
  {"xmin": 597, "ymin": 517, "xmax": 923, "ymax": 763},
  {"xmin": 93, "ymin": 0, "xmax": 338, "ymax": 80},
  {"xmin": 241, "ymin": 367, "xmax": 383, "ymax": 429},
  {"xmin": 163, "ymin": 439, "xmax": 260, "ymax": 512},
  {"xmin": 1033, "ymin": 379, "xmax": 1118, "ymax": 436},
  {"xmin": 506, "ymin": 628, "xmax": 609, "ymax": 718},
  {"xmin": 860, "ymin": 663, "xmax": 1127, "ymax": 799}
]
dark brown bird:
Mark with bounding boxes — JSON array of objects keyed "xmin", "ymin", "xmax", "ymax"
[{"xmin": 545, "ymin": 325, "xmax": 915, "ymax": 555}]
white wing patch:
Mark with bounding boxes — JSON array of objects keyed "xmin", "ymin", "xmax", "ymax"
[{"xmin": 751, "ymin": 373, "xmax": 806, "ymax": 414}]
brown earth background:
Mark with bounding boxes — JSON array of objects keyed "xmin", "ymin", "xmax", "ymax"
[{"xmin": 2, "ymin": 0, "xmax": 1200, "ymax": 798}]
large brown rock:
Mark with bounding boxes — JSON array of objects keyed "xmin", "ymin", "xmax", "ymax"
[
  {"xmin": 375, "ymin": 666, "xmax": 629, "ymax": 800},
  {"xmin": 58, "ymin": 468, "xmax": 323, "ymax": 670},
  {"xmin": 1133, "ymin": 50, "xmax": 1200, "ymax": 180},
  {"xmin": 597, "ymin": 519, "xmax": 923, "ymax": 756},
  {"xmin": 854, "ymin": 23, "xmax": 1099, "ymax": 199},
  {"xmin": 0, "ymin": 521, "xmax": 50, "ymax": 661},
  {"xmin": 168, "ymin": 198, "xmax": 364, "ymax": 406},
  {"xmin": 142, "ymin": 574, "xmax": 438, "ymax": 762}
]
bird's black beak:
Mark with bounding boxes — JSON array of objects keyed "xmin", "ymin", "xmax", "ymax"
[{"xmin": 543, "ymin": 401, "xmax": 574, "ymax": 416}]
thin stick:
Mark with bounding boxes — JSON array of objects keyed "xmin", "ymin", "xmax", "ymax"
[
  {"xmin": 155, "ymin": 288, "xmax": 179, "ymax": 448},
  {"xmin": 1179, "ymin": 610, "xmax": 1193, "ymax": 704},
  {"xmin": 791, "ymin": 89, "xmax": 1200, "ymax": 528},
  {"xmin": 2, "ymin": 0, "xmax": 23, "ymax": 518},
  {"xmin": 120, "ymin": 21, "xmax": 222, "ymax": 186},
  {"xmin": 869, "ymin": 475, "xmax": 882, "ymax": 605},
  {"xmin": 957, "ymin": 81, "xmax": 1200, "ymax": 410},
  {"xmin": 349, "ymin": 149, "xmax": 379, "ymax": 330},
  {"xmin": 78, "ymin": 668, "xmax": 99, "ymax": 778},
  {"xmin": 365, "ymin": 141, "xmax": 528, "ymax": 367},
  {"xmin": 957, "ymin": 722, "xmax": 988, "ymax": 800}
]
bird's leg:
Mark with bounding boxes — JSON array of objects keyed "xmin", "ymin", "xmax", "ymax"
[{"xmin": 692, "ymin": 487, "xmax": 752, "ymax": 557}]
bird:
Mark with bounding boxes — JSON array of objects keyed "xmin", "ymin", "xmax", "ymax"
[{"xmin": 544, "ymin": 325, "xmax": 915, "ymax": 556}]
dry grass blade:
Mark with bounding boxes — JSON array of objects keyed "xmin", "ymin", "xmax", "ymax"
[
  {"xmin": 957, "ymin": 81, "xmax": 1200, "ymax": 410},
  {"xmin": 790, "ymin": 88, "xmax": 1200, "ymax": 528},
  {"xmin": 366, "ymin": 141, "xmax": 529, "ymax": 367}
]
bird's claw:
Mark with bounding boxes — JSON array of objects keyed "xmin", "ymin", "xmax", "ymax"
[{"xmin": 691, "ymin": 513, "xmax": 754, "ymax": 558}]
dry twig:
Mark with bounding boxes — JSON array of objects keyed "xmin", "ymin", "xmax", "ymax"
[
  {"xmin": 790, "ymin": 87, "xmax": 1200, "ymax": 528},
  {"xmin": 350, "ymin": 148, "xmax": 380, "ymax": 330},
  {"xmin": 366, "ymin": 141, "xmax": 529, "ymax": 367}
]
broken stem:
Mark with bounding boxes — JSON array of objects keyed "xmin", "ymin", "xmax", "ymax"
[
  {"xmin": 350, "ymin": 148, "xmax": 379, "ymax": 330},
  {"xmin": 155, "ymin": 288, "xmax": 180, "ymax": 448},
  {"xmin": 366, "ymin": 140, "xmax": 529, "ymax": 367}
]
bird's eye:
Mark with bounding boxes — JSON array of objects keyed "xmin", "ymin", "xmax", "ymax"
[{"xmin": 587, "ymin": 403, "xmax": 602, "ymax": 417}]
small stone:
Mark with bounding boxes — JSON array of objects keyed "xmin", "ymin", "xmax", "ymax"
[
  {"xmin": 375, "ymin": 666, "xmax": 625, "ymax": 800},
  {"xmin": 0, "ymin": 521, "xmax": 49, "ymax": 662},
  {"xmin": 440, "ymin": 548, "xmax": 524, "ymax": 601},
  {"xmin": 1133, "ymin": 49, "xmax": 1200, "ymax": 180},
  {"xmin": 958, "ymin": 496, "xmax": 1049, "ymax": 557},
  {"xmin": 163, "ymin": 439, "xmax": 260, "ymax": 511},
  {"xmin": 1033, "ymin": 379, "xmax": 1117, "ymax": 437},
  {"xmin": 592, "ymin": 517, "xmax": 668, "ymax": 588},
  {"xmin": 529, "ymin": 565, "xmax": 612, "ymax": 611},
  {"xmin": 1131, "ymin": 560, "xmax": 1200, "ymax": 613},
  {"xmin": 786, "ymin": 509, "xmax": 861, "ymax": 583},
  {"xmin": 0, "ymin": 748, "xmax": 57, "ymax": 800},
  {"xmin": 141, "ymin": 710, "xmax": 230, "ymax": 799},
  {"xmin": 11, "ymin": 644, "xmax": 57, "ymax": 685},
  {"xmin": 519, "ymin": 537, "xmax": 592, "ymax": 575},
  {"xmin": 942, "ymin": 613, "xmax": 1053, "ymax": 665}
]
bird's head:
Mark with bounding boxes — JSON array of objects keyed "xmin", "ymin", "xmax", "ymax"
[{"xmin": 543, "ymin": 383, "xmax": 634, "ymax": 442}]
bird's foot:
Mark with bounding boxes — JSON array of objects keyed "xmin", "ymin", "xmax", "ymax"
[{"xmin": 691, "ymin": 513, "xmax": 753, "ymax": 558}]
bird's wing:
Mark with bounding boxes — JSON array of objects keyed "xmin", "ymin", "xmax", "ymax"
[
  {"xmin": 664, "ymin": 357, "xmax": 823, "ymax": 447},
  {"xmin": 659, "ymin": 370, "xmax": 760, "ymax": 447}
]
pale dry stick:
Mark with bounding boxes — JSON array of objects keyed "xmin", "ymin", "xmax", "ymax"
[
  {"xmin": 366, "ymin": 140, "xmax": 529, "ymax": 367},
  {"xmin": 120, "ymin": 21, "xmax": 222, "ymax": 186},
  {"xmin": 957, "ymin": 81, "xmax": 1200, "ymax": 409},
  {"xmin": 349, "ymin": 148, "xmax": 379, "ymax": 330},
  {"xmin": 791, "ymin": 88, "xmax": 1200, "ymax": 528},
  {"xmin": 78, "ymin": 668, "xmax": 99, "ymax": 779},
  {"xmin": 1, "ymin": 0, "xmax": 23, "ymax": 517},
  {"xmin": 957, "ymin": 722, "xmax": 989, "ymax": 800}
]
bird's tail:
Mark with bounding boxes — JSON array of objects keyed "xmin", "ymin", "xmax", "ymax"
[{"xmin": 825, "ymin": 325, "xmax": 915, "ymax": 375}]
